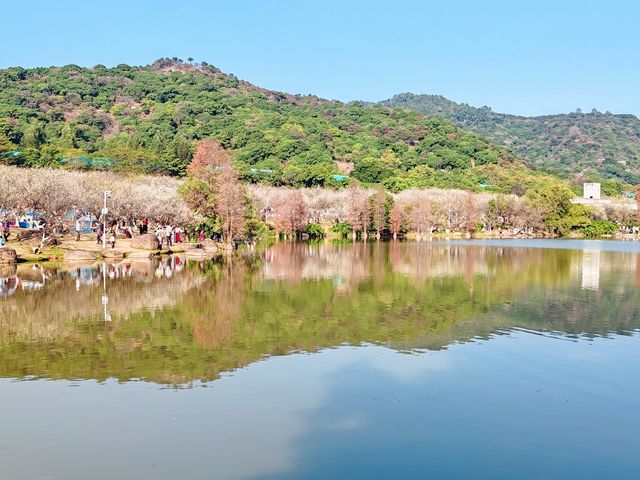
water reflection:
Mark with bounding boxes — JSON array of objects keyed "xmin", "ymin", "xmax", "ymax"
[{"xmin": 1, "ymin": 241, "xmax": 640, "ymax": 384}]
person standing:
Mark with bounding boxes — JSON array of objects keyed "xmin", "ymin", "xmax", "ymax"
[
  {"xmin": 165, "ymin": 225, "xmax": 173, "ymax": 248},
  {"xmin": 2, "ymin": 222, "xmax": 10, "ymax": 242},
  {"xmin": 156, "ymin": 227, "xmax": 164, "ymax": 249},
  {"xmin": 109, "ymin": 233, "xmax": 116, "ymax": 249},
  {"xmin": 75, "ymin": 218, "xmax": 82, "ymax": 242}
]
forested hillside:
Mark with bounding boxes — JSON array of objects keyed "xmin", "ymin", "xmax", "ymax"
[
  {"xmin": 0, "ymin": 58, "xmax": 555, "ymax": 194},
  {"xmin": 382, "ymin": 93, "xmax": 640, "ymax": 185}
]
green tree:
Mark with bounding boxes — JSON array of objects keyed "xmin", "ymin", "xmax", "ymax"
[
  {"xmin": 23, "ymin": 119, "xmax": 45, "ymax": 148},
  {"xmin": 525, "ymin": 184, "xmax": 574, "ymax": 234},
  {"xmin": 58, "ymin": 123, "xmax": 77, "ymax": 149}
]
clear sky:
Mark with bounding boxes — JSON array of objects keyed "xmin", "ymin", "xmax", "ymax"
[{"xmin": 2, "ymin": 0, "xmax": 638, "ymax": 116}]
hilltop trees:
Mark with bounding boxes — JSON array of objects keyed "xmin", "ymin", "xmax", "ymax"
[
  {"xmin": 0, "ymin": 60, "xmax": 536, "ymax": 193},
  {"xmin": 383, "ymin": 93, "xmax": 640, "ymax": 186}
]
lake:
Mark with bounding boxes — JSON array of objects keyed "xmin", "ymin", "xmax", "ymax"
[{"xmin": 1, "ymin": 240, "xmax": 639, "ymax": 479}]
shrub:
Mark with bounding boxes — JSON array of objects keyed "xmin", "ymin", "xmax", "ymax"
[
  {"xmin": 304, "ymin": 223, "xmax": 325, "ymax": 239},
  {"xmin": 580, "ymin": 220, "xmax": 618, "ymax": 238},
  {"xmin": 330, "ymin": 222, "xmax": 353, "ymax": 238}
]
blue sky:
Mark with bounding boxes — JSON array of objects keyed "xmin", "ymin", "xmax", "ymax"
[{"xmin": 2, "ymin": 0, "xmax": 638, "ymax": 116}]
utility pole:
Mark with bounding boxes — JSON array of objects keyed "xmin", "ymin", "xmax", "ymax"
[{"xmin": 102, "ymin": 190, "xmax": 111, "ymax": 250}]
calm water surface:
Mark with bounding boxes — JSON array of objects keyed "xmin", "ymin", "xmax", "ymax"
[{"xmin": 1, "ymin": 240, "xmax": 639, "ymax": 479}]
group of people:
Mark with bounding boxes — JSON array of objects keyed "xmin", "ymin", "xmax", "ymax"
[
  {"xmin": 155, "ymin": 225, "xmax": 183, "ymax": 249},
  {"xmin": 90, "ymin": 219, "xmax": 185, "ymax": 250},
  {"xmin": 95, "ymin": 224, "xmax": 117, "ymax": 249}
]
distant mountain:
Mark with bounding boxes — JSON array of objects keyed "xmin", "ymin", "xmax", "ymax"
[
  {"xmin": 0, "ymin": 58, "xmax": 552, "ymax": 194},
  {"xmin": 381, "ymin": 93, "xmax": 640, "ymax": 185}
]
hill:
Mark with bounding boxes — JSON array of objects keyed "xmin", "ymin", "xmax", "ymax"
[
  {"xmin": 0, "ymin": 58, "xmax": 555, "ymax": 194},
  {"xmin": 381, "ymin": 93, "xmax": 640, "ymax": 185}
]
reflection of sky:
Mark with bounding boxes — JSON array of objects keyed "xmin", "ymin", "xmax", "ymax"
[
  {"xmin": 432, "ymin": 238, "xmax": 640, "ymax": 253},
  {"xmin": 2, "ymin": 332, "xmax": 639, "ymax": 480}
]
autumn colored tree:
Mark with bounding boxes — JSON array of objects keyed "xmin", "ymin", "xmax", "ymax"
[
  {"xmin": 217, "ymin": 166, "xmax": 247, "ymax": 242},
  {"xmin": 461, "ymin": 193, "xmax": 479, "ymax": 237},
  {"xmin": 182, "ymin": 139, "xmax": 247, "ymax": 242},
  {"xmin": 346, "ymin": 185, "xmax": 371, "ymax": 240},
  {"xmin": 370, "ymin": 186, "xmax": 389, "ymax": 240},
  {"xmin": 407, "ymin": 201, "xmax": 430, "ymax": 241},
  {"xmin": 389, "ymin": 204, "xmax": 405, "ymax": 240},
  {"xmin": 272, "ymin": 190, "xmax": 308, "ymax": 239}
]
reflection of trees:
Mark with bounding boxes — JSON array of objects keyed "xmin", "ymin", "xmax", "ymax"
[
  {"xmin": 0, "ymin": 257, "xmax": 204, "ymax": 343},
  {"xmin": 0, "ymin": 244, "xmax": 639, "ymax": 384},
  {"xmin": 261, "ymin": 242, "xmax": 371, "ymax": 293}
]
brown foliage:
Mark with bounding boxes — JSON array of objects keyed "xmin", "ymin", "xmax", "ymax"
[
  {"xmin": 272, "ymin": 190, "xmax": 308, "ymax": 238},
  {"xmin": 217, "ymin": 167, "xmax": 246, "ymax": 241},
  {"xmin": 346, "ymin": 186, "xmax": 371, "ymax": 239},
  {"xmin": 389, "ymin": 204, "xmax": 405, "ymax": 239},
  {"xmin": 188, "ymin": 140, "xmax": 232, "ymax": 179},
  {"xmin": 184, "ymin": 140, "xmax": 247, "ymax": 241},
  {"xmin": 370, "ymin": 186, "xmax": 387, "ymax": 238}
]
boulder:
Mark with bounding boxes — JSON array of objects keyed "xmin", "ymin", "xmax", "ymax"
[
  {"xmin": 127, "ymin": 251, "xmax": 154, "ymax": 259},
  {"xmin": 170, "ymin": 243, "xmax": 200, "ymax": 253},
  {"xmin": 186, "ymin": 249, "xmax": 209, "ymax": 259},
  {"xmin": 64, "ymin": 250, "xmax": 96, "ymax": 262},
  {"xmin": 0, "ymin": 248, "xmax": 17, "ymax": 264},
  {"xmin": 201, "ymin": 239, "xmax": 219, "ymax": 253},
  {"xmin": 131, "ymin": 234, "xmax": 160, "ymax": 250},
  {"xmin": 102, "ymin": 250, "xmax": 124, "ymax": 259}
]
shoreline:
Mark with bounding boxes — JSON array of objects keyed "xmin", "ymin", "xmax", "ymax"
[{"xmin": 3, "ymin": 231, "xmax": 640, "ymax": 266}]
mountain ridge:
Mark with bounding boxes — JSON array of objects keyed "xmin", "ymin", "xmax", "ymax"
[
  {"xmin": 381, "ymin": 93, "xmax": 640, "ymax": 184},
  {"xmin": 0, "ymin": 58, "xmax": 560, "ymax": 194}
]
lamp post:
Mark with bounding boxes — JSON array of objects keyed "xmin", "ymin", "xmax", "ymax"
[{"xmin": 102, "ymin": 190, "xmax": 111, "ymax": 250}]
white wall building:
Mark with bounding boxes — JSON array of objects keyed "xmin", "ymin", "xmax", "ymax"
[
  {"xmin": 583, "ymin": 183, "xmax": 601, "ymax": 200},
  {"xmin": 572, "ymin": 182, "xmax": 611, "ymax": 206}
]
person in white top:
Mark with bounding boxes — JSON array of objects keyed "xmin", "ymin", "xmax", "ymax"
[{"xmin": 165, "ymin": 225, "xmax": 173, "ymax": 248}]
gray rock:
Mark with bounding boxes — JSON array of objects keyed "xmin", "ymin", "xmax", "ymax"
[
  {"xmin": 131, "ymin": 234, "xmax": 161, "ymax": 250},
  {"xmin": 127, "ymin": 251, "xmax": 154, "ymax": 259},
  {"xmin": 186, "ymin": 249, "xmax": 209, "ymax": 258},
  {"xmin": 102, "ymin": 250, "xmax": 124, "ymax": 259},
  {"xmin": 64, "ymin": 250, "xmax": 96, "ymax": 262}
]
